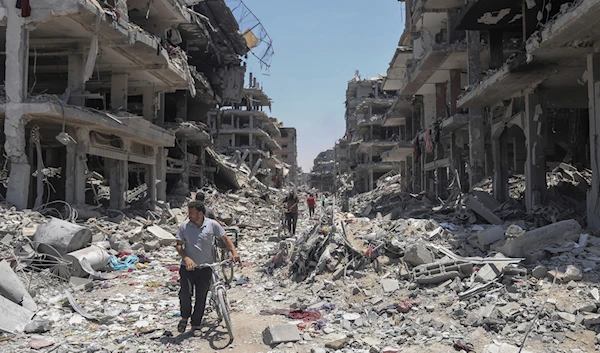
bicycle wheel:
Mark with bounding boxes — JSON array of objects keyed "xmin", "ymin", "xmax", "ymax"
[
  {"xmin": 219, "ymin": 249, "xmax": 234, "ymax": 284},
  {"xmin": 217, "ymin": 288, "xmax": 234, "ymax": 339}
]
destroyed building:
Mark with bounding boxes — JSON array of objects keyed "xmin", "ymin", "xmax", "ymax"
[
  {"xmin": 309, "ymin": 149, "xmax": 335, "ymax": 192},
  {"xmin": 343, "ymin": 74, "xmax": 408, "ymax": 193},
  {"xmin": 0, "ymin": 0, "xmax": 287, "ymax": 209},
  {"xmin": 207, "ymin": 75, "xmax": 288, "ymax": 187},
  {"xmin": 332, "ymin": 0, "xmax": 600, "ymax": 227},
  {"xmin": 274, "ymin": 126, "xmax": 299, "ymax": 185}
]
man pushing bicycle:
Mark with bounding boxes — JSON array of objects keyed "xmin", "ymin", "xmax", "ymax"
[{"xmin": 175, "ymin": 201, "xmax": 240, "ymax": 337}]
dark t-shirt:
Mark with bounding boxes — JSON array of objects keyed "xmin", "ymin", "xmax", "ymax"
[
  {"xmin": 284, "ymin": 195, "xmax": 299, "ymax": 214},
  {"xmin": 204, "ymin": 206, "xmax": 216, "ymax": 219}
]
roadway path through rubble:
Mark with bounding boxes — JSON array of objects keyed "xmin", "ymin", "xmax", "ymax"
[{"xmin": 168, "ymin": 196, "xmax": 316, "ymax": 352}]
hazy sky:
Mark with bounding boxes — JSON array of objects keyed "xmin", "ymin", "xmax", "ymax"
[{"xmin": 241, "ymin": 0, "xmax": 405, "ymax": 171}]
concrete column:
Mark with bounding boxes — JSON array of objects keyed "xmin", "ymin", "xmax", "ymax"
[
  {"xmin": 175, "ymin": 90, "xmax": 188, "ymax": 121},
  {"xmin": 435, "ymin": 143, "xmax": 447, "ymax": 199},
  {"xmin": 249, "ymin": 116, "xmax": 254, "ymax": 128},
  {"xmin": 110, "ymin": 73, "xmax": 128, "ymax": 110},
  {"xmin": 156, "ymin": 93, "xmax": 165, "ymax": 125},
  {"xmin": 68, "ymin": 53, "xmax": 85, "ymax": 107},
  {"xmin": 250, "ymin": 158, "xmax": 262, "ymax": 179},
  {"xmin": 65, "ymin": 135, "xmax": 76, "ymax": 205},
  {"xmin": 199, "ymin": 147, "xmax": 206, "ymax": 187},
  {"xmin": 449, "ymin": 69, "xmax": 462, "ymax": 115},
  {"xmin": 368, "ymin": 170, "xmax": 374, "ymax": 191},
  {"xmin": 181, "ymin": 139, "xmax": 189, "ymax": 187},
  {"xmin": 467, "ymin": 30, "xmax": 485, "ymax": 189},
  {"xmin": 588, "ymin": 54, "xmax": 600, "ymax": 229},
  {"xmin": 435, "ymin": 82, "xmax": 447, "ymax": 119},
  {"xmin": 108, "ymin": 159, "xmax": 128, "ymax": 210},
  {"xmin": 523, "ymin": 91, "xmax": 547, "ymax": 211},
  {"xmin": 4, "ymin": 7, "xmax": 30, "ymax": 210},
  {"xmin": 400, "ymin": 161, "xmax": 407, "ymax": 190},
  {"xmin": 156, "ymin": 147, "xmax": 167, "ymax": 201},
  {"xmin": 249, "ymin": 133, "xmax": 253, "ymax": 146},
  {"xmin": 74, "ymin": 128, "xmax": 90, "ymax": 205},
  {"xmin": 489, "ymin": 30, "xmax": 504, "ymax": 70},
  {"xmin": 492, "ymin": 133, "xmax": 509, "ymax": 202},
  {"xmin": 145, "ymin": 162, "xmax": 157, "ymax": 208},
  {"xmin": 142, "ymin": 87, "xmax": 154, "ymax": 122}
]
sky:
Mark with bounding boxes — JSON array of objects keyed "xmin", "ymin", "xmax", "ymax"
[{"xmin": 241, "ymin": 0, "xmax": 405, "ymax": 172}]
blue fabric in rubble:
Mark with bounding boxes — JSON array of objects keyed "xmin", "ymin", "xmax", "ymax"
[{"xmin": 109, "ymin": 254, "xmax": 139, "ymax": 271}]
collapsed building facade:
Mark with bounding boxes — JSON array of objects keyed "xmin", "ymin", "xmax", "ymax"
[
  {"xmin": 308, "ymin": 149, "xmax": 335, "ymax": 192},
  {"xmin": 334, "ymin": 0, "xmax": 600, "ymax": 228},
  {"xmin": 274, "ymin": 126, "xmax": 299, "ymax": 185},
  {"xmin": 0, "ymin": 0, "xmax": 287, "ymax": 210},
  {"xmin": 342, "ymin": 75, "xmax": 412, "ymax": 193},
  {"xmin": 207, "ymin": 77, "xmax": 291, "ymax": 188}
]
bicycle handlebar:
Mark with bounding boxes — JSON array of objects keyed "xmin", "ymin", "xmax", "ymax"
[{"xmin": 194, "ymin": 260, "xmax": 232, "ymax": 270}]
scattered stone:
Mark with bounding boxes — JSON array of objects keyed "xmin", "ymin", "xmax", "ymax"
[
  {"xmin": 380, "ymin": 279, "xmax": 399, "ymax": 293},
  {"xmin": 558, "ymin": 312, "xmax": 577, "ymax": 323},
  {"xmin": 403, "ymin": 244, "xmax": 434, "ymax": 266},
  {"xmin": 590, "ymin": 288, "xmax": 600, "ymax": 301},
  {"xmin": 262, "ymin": 324, "xmax": 301, "ymax": 345},
  {"xmin": 548, "ymin": 264, "xmax": 583, "ymax": 282},
  {"xmin": 532, "ymin": 265, "xmax": 548, "ymax": 279},
  {"xmin": 325, "ymin": 337, "xmax": 351, "ymax": 350}
]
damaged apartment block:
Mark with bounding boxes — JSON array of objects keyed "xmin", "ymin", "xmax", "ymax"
[
  {"xmin": 0, "ymin": 0, "xmax": 288, "ymax": 211},
  {"xmin": 207, "ymin": 75, "xmax": 298, "ymax": 189},
  {"xmin": 333, "ymin": 0, "xmax": 600, "ymax": 230}
]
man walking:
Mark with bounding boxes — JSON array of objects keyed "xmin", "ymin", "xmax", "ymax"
[
  {"xmin": 175, "ymin": 201, "xmax": 240, "ymax": 336},
  {"xmin": 321, "ymin": 193, "xmax": 327, "ymax": 208},
  {"xmin": 307, "ymin": 193, "xmax": 316, "ymax": 218},
  {"xmin": 282, "ymin": 190, "xmax": 299, "ymax": 235}
]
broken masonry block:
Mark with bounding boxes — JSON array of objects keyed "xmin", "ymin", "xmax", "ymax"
[
  {"xmin": 262, "ymin": 324, "xmax": 301, "ymax": 345},
  {"xmin": 493, "ymin": 219, "xmax": 581, "ymax": 257},
  {"xmin": 413, "ymin": 260, "xmax": 473, "ymax": 285},
  {"xmin": 403, "ymin": 244, "xmax": 434, "ymax": 266}
]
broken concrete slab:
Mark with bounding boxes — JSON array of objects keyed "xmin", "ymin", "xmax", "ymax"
[
  {"xmin": 475, "ymin": 262, "xmax": 506, "ymax": 282},
  {"xmin": 0, "ymin": 260, "xmax": 37, "ymax": 312},
  {"xmin": 498, "ymin": 302, "xmax": 521, "ymax": 318},
  {"xmin": 493, "ymin": 219, "xmax": 581, "ymax": 257},
  {"xmin": 147, "ymin": 225, "xmax": 176, "ymax": 246},
  {"xmin": 325, "ymin": 337, "xmax": 351, "ymax": 350},
  {"xmin": 403, "ymin": 244, "xmax": 434, "ymax": 266},
  {"xmin": 482, "ymin": 342, "xmax": 534, "ymax": 353},
  {"xmin": 262, "ymin": 324, "xmax": 301, "ymax": 345},
  {"xmin": 465, "ymin": 195, "xmax": 502, "ymax": 224},
  {"xmin": 0, "ymin": 294, "xmax": 34, "ymax": 333},
  {"xmin": 380, "ymin": 278, "xmax": 400, "ymax": 293},
  {"xmin": 475, "ymin": 226, "xmax": 506, "ymax": 251},
  {"xmin": 583, "ymin": 313, "xmax": 600, "ymax": 326},
  {"xmin": 472, "ymin": 190, "xmax": 503, "ymax": 211}
]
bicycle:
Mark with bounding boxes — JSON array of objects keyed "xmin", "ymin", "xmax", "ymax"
[
  {"xmin": 196, "ymin": 260, "xmax": 234, "ymax": 339},
  {"xmin": 211, "ymin": 228, "xmax": 239, "ymax": 285}
]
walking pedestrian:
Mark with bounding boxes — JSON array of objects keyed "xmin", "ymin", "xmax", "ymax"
[
  {"xmin": 175, "ymin": 201, "xmax": 240, "ymax": 336},
  {"xmin": 281, "ymin": 190, "xmax": 299, "ymax": 235},
  {"xmin": 307, "ymin": 193, "xmax": 315, "ymax": 217}
]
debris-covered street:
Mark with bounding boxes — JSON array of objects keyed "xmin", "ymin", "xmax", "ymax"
[{"xmin": 3, "ymin": 0, "xmax": 600, "ymax": 353}]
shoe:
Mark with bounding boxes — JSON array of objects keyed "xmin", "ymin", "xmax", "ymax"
[
  {"xmin": 192, "ymin": 326, "xmax": 202, "ymax": 337},
  {"xmin": 177, "ymin": 318, "xmax": 188, "ymax": 333}
]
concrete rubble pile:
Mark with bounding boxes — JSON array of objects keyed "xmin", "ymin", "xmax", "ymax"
[{"xmin": 0, "ymin": 169, "xmax": 598, "ymax": 352}]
